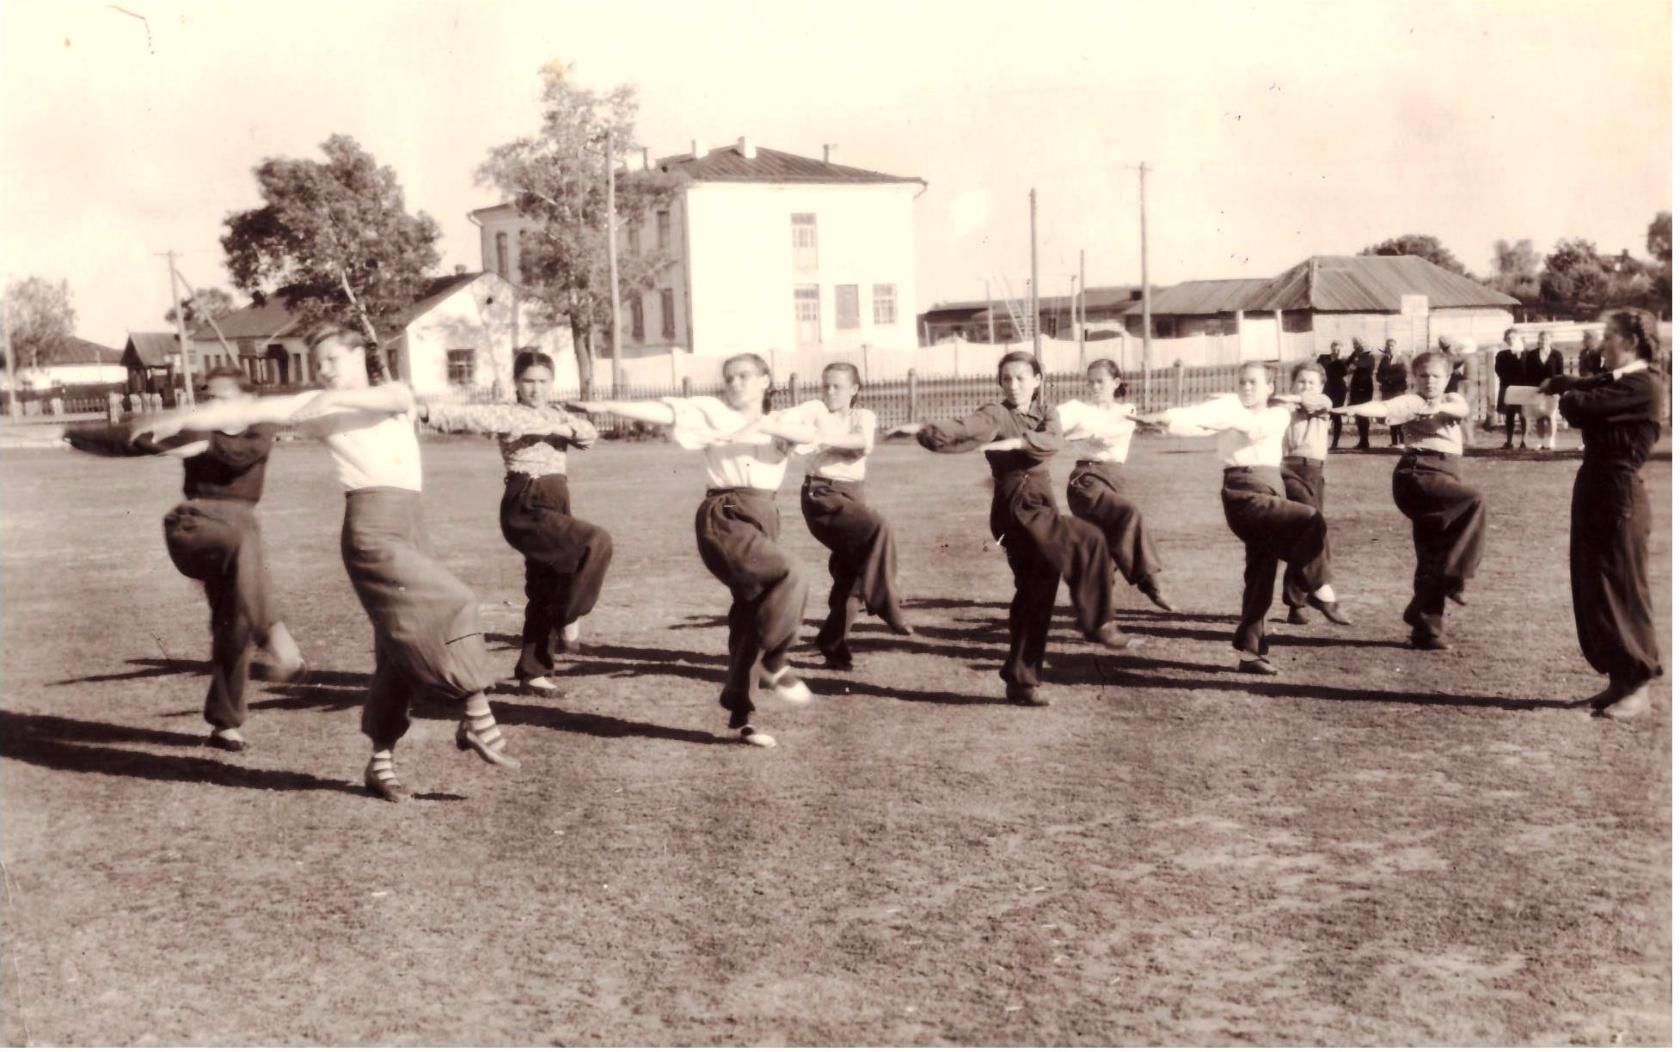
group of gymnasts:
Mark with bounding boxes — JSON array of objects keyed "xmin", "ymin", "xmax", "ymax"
[{"xmin": 66, "ymin": 310, "xmax": 1666, "ymax": 802}]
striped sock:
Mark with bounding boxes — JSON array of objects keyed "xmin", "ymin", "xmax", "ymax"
[
  {"xmin": 462, "ymin": 710, "xmax": 505, "ymax": 753},
  {"xmin": 367, "ymin": 750, "xmax": 405, "ymax": 796}
]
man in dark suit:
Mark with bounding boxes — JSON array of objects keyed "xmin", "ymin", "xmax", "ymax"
[{"xmin": 1316, "ymin": 340, "xmax": 1351, "ymax": 449}]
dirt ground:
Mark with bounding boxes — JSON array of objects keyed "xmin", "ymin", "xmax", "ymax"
[{"xmin": 0, "ymin": 426, "xmax": 1669, "ymax": 1045}]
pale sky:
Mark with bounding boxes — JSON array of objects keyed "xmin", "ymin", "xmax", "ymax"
[{"xmin": 0, "ymin": 0, "xmax": 1671, "ymax": 346}]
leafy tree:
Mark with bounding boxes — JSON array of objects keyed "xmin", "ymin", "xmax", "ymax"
[
  {"xmin": 477, "ymin": 61, "xmax": 680, "ymax": 396},
  {"xmin": 1540, "ymin": 238, "xmax": 1610, "ymax": 308},
  {"xmin": 221, "ymin": 134, "xmax": 441, "ymax": 342},
  {"xmin": 1358, "ymin": 234, "xmax": 1470, "ymax": 276},
  {"xmin": 1489, "ymin": 238, "xmax": 1541, "ymax": 303},
  {"xmin": 3, "ymin": 276, "xmax": 77, "ymax": 370},
  {"xmin": 164, "ymin": 287, "xmax": 238, "ymax": 328},
  {"xmin": 1647, "ymin": 211, "xmax": 1671, "ymax": 266}
]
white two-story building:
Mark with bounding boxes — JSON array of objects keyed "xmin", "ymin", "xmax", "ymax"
[{"xmin": 470, "ymin": 138, "xmax": 925, "ymax": 362}]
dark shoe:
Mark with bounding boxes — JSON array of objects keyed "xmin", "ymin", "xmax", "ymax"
[
  {"xmin": 1005, "ymin": 684, "xmax": 1050, "ymax": 707},
  {"xmin": 206, "ymin": 729, "xmax": 248, "ymax": 752},
  {"xmin": 1409, "ymin": 633, "xmax": 1451, "ymax": 651},
  {"xmin": 457, "ymin": 719, "xmax": 521, "ymax": 769},
  {"xmin": 1237, "ymin": 656, "xmax": 1278, "ymax": 676},
  {"xmin": 1305, "ymin": 593, "xmax": 1352, "ymax": 625},
  {"xmin": 1574, "ymin": 681, "xmax": 1622, "ymax": 709},
  {"xmin": 1141, "ymin": 586, "xmax": 1177, "ymax": 613},
  {"xmin": 514, "ymin": 674, "xmax": 565, "ymax": 697},
  {"xmin": 1092, "ymin": 622, "xmax": 1140, "ymax": 650},
  {"xmin": 1594, "ymin": 684, "xmax": 1651, "ymax": 720},
  {"xmin": 1285, "ymin": 606, "xmax": 1310, "ymax": 625},
  {"xmin": 1501, "ymin": 441, "xmax": 1514, "ymax": 450},
  {"xmin": 251, "ymin": 658, "xmax": 309, "ymax": 684},
  {"xmin": 818, "ymin": 646, "xmax": 854, "ymax": 671},
  {"xmin": 364, "ymin": 757, "xmax": 409, "ymax": 802},
  {"xmin": 1446, "ymin": 588, "xmax": 1468, "ymax": 607}
]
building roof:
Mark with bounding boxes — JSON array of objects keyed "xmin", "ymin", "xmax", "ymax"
[
  {"xmin": 49, "ymin": 336, "xmax": 125, "ymax": 365},
  {"xmin": 656, "ymin": 143, "xmax": 923, "ymax": 186},
  {"xmin": 124, "ymin": 332, "xmax": 182, "ymax": 367},
  {"xmin": 1122, "ymin": 279, "xmax": 1273, "ymax": 316},
  {"xmin": 1243, "ymin": 255, "xmax": 1519, "ymax": 312},
  {"xmin": 381, "ymin": 272, "xmax": 485, "ymax": 335},
  {"xmin": 189, "ymin": 300, "xmax": 301, "ymax": 341},
  {"xmin": 926, "ymin": 285, "xmax": 1143, "ymax": 319}
]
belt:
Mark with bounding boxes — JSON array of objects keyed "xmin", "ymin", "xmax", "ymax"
[
  {"xmin": 505, "ymin": 471, "xmax": 566, "ymax": 482},
  {"xmin": 1223, "ymin": 465, "xmax": 1281, "ymax": 474},
  {"xmin": 803, "ymin": 475, "xmax": 861, "ymax": 486},
  {"xmin": 705, "ymin": 486, "xmax": 777, "ymax": 498},
  {"xmin": 1401, "ymin": 448, "xmax": 1451, "ymax": 458},
  {"xmin": 1073, "ymin": 459, "xmax": 1121, "ymax": 468},
  {"xmin": 1282, "ymin": 455, "xmax": 1325, "ymax": 467}
]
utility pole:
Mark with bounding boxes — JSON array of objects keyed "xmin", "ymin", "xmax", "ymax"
[
  {"xmin": 163, "ymin": 250, "xmax": 195, "ymax": 406},
  {"xmin": 985, "ymin": 278, "xmax": 995, "ymax": 343},
  {"xmin": 605, "ymin": 127, "xmax": 623, "ymax": 399},
  {"xmin": 0, "ymin": 288, "xmax": 15, "ymax": 418},
  {"xmin": 1078, "ymin": 249, "xmax": 1087, "ymax": 367},
  {"xmin": 1138, "ymin": 162, "xmax": 1152, "ymax": 406},
  {"xmin": 1029, "ymin": 189, "xmax": 1040, "ymax": 358}
]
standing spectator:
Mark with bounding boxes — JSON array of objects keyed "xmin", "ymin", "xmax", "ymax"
[
  {"xmin": 1346, "ymin": 338, "xmax": 1378, "ymax": 450},
  {"xmin": 1316, "ymin": 341, "xmax": 1351, "ymax": 449},
  {"xmin": 1532, "ymin": 331, "xmax": 1567, "ymax": 450},
  {"xmin": 1377, "ymin": 338, "xmax": 1411, "ymax": 446},
  {"xmin": 106, "ymin": 391, "xmax": 123, "ymax": 424},
  {"xmin": 1437, "ymin": 335, "xmax": 1470, "ymax": 394},
  {"xmin": 1578, "ymin": 329, "xmax": 1605, "ymax": 378},
  {"xmin": 1494, "ymin": 329, "xmax": 1527, "ymax": 449}
]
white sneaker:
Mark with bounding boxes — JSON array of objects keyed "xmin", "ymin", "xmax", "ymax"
[
  {"xmin": 740, "ymin": 726, "xmax": 778, "ymax": 747},
  {"xmin": 759, "ymin": 668, "xmax": 813, "ymax": 704},
  {"xmin": 561, "ymin": 621, "xmax": 580, "ymax": 644}
]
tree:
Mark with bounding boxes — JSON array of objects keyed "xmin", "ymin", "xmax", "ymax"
[
  {"xmin": 1647, "ymin": 211, "xmax": 1671, "ymax": 266},
  {"xmin": 3, "ymin": 276, "xmax": 77, "ymax": 370},
  {"xmin": 1540, "ymin": 238, "xmax": 1610, "ymax": 308},
  {"xmin": 1489, "ymin": 238, "xmax": 1541, "ymax": 303},
  {"xmin": 221, "ymin": 134, "xmax": 441, "ymax": 341},
  {"xmin": 476, "ymin": 62, "xmax": 680, "ymax": 396},
  {"xmin": 164, "ymin": 287, "xmax": 238, "ymax": 328},
  {"xmin": 1358, "ymin": 234, "xmax": 1470, "ymax": 276}
]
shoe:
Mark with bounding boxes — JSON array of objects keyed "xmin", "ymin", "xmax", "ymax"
[
  {"xmin": 206, "ymin": 729, "xmax": 248, "ymax": 752},
  {"xmin": 817, "ymin": 646, "xmax": 853, "ymax": 672},
  {"xmin": 884, "ymin": 613, "xmax": 916, "ymax": 636},
  {"xmin": 364, "ymin": 757, "xmax": 409, "ymax": 802},
  {"xmin": 1409, "ymin": 633, "xmax": 1451, "ymax": 652},
  {"xmin": 1142, "ymin": 587, "xmax": 1177, "ymax": 613},
  {"xmin": 251, "ymin": 658, "xmax": 309, "ymax": 684},
  {"xmin": 758, "ymin": 667, "xmax": 813, "ymax": 704},
  {"xmin": 1446, "ymin": 588, "xmax": 1468, "ymax": 607},
  {"xmin": 1501, "ymin": 441, "xmax": 1514, "ymax": 450},
  {"xmin": 739, "ymin": 725, "xmax": 778, "ymax": 747},
  {"xmin": 1285, "ymin": 606, "xmax": 1310, "ymax": 625},
  {"xmin": 456, "ymin": 718, "xmax": 522, "ymax": 769},
  {"xmin": 515, "ymin": 675, "xmax": 565, "ymax": 697},
  {"xmin": 1401, "ymin": 601, "xmax": 1423, "ymax": 629},
  {"xmin": 1305, "ymin": 593, "xmax": 1352, "ymax": 625},
  {"xmin": 1005, "ymin": 684, "xmax": 1050, "ymax": 706},
  {"xmin": 1594, "ymin": 684, "xmax": 1651, "ymax": 720},
  {"xmin": 1574, "ymin": 681, "xmax": 1622, "ymax": 709},
  {"xmin": 1092, "ymin": 622, "xmax": 1140, "ymax": 650},
  {"xmin": 1237, "ymin": 656, "xmax": 1278, "ymax": 676}
]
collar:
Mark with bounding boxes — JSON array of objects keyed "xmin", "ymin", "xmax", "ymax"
[{"xmin": 1611, "ymin": 359, "xmax": 1650, "ymax": 379}]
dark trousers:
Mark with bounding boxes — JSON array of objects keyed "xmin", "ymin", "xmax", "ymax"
[
  {"xmin": 800, "ymin": 477, "xmax": 903, "ymax": 658},
  {"xmin": 1327, "ymin": 392, "xmax": 1347, "ymax": 448},
  {"xmin": 162, "ymin": 499, "xmax": 277, "ymax": 731},
  {"xmin": 1066, "ymin": 461, "xmax": 1163, "ymax": 589},
  {"xmin": 499, "ymin": 473, "xmax": 613, "ymax": 679},
  {"xmin": 1503, "ymin": 407, "xmax": 1527, "ymax": 443},
  {"xmin": 1279, "ymin": 457, "xmax": 1330, "ymax": 610},
  {"xmin": 341, "ymin": 489, "xmax": 500, "ymax": 748},
  {"xmin": 1388, "ymin": 424, "xmax": 1405, "ymax": 446},
  {"xmin": 1570, "ymin": 466, "xmax": 1663, "ymax": 686},
  {"xmin": 994, "ymin": 469, "xmax": 1114, "ymax": 687},
  {"xmin": 695, "ymin": 489, "xmax": 808, "ymax": 725},
  {"xmin": 1391, "ymin": 453, "xmax": 1486, "ymax": 641},
  {"xmin": 1220, "ymin": 467, "xmax": 1329, "ymax": 655}
]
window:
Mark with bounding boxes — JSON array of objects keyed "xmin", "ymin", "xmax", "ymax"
[
  {"xmin": 447, "ymin": 349, "xmax": 476, "ymax": 386},
  {"xmin": 872, "ymin": 284, "xmax": 897, "ymax": 325},
  {"xmin": 630, "ymin": 295, "xmax": 645, "ymax": 341},
  {"xmin": 660, "ymin": 289, "xmax": 676, "ymax": 339},
  {"xmin": 628, "ymin": 224, "xmax": 641, "ymax": 257},
  {"xmin": 791, "ymin": 213, "xmax": 818, "ymax": 269},
  {"xmin": 794, "ymin": 285, "xmax": 821, "ymax": 348},
  {"xmin": 656, "ymin": 210, "xmax": 671, "ymax": 251},
  {"xmin": 495, "ymin": 232, "xmax": 508, "ymax": 279},
  {"xmin": 835, "ymin": 284, "xmax": 859, "ymax": 329}
]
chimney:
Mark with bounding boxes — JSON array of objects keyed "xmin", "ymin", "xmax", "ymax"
[
  {"xmin": 454, "ymin": 264, "xmax": 467, "ymax": 275},
  {"xmin": 737, "ymin": 135, "xmax": 756, "ymax": 160},
  {"xmin": 690, "ymin": 138, "xmax": 702, "ymax": 159}
]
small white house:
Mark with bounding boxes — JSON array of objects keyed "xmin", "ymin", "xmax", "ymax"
[
  {"xmin": 471, "ymin": 138, "xmax": 925, "ymax": 363},
  {"xmin": 5, "ymin": 336, "xmax": 127, "ymax": 390}
]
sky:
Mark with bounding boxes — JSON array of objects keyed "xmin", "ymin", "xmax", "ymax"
[{"xmin": 0, "ymin": 0, "xmax": 1671, "ymax": 346}]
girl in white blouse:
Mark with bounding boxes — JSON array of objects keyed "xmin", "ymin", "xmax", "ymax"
[
  {"xmin": 1055, "ymin": 358, "xmax": 1174, "ymax": 612},
  {"xmin": 139, "ymin": 325, "xmax": 520, "ymax": 801},
  {"xmin": 1139, "ymin": 361, "xmax": 1346, "ymax": 675},
  {"xmin": 571, "ymin": 353, "xmax": 819, "ymax": 748}
]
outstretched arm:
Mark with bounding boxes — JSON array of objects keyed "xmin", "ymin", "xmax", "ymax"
[
  {"xmin": 132, "ymin": 392, "xmax": 311, "ymax": 442},
  {"xmin": 568, "ymin": 399, "xmax": 678, "ymax": 426}
]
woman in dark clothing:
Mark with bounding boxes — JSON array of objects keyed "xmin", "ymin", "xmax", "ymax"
[
  {"xmin": 1316, "ymin": 341, "xmax": 1351, "ymax": 449},
  {"xmin": 65, "ymin": 367, "xmax": 306, "ymax": 752},
  {"xmin": 890, "ymin": 351, "xmax": 1134, "ymax": 706},
  {"xmin": 1541, "ymin": 310, "xmax": 1667, "ymax": 719},
  {"xmin": 1494, "ymin": 329, "xmax": 1527, "ymax": 449},
  {"xmin": 1377, "ymin": 339, "xmax": 1411, "ymax": 446},
  {"xmin": 1346, "ymin": 338, "xmax": 1378, "ymax": 449}
]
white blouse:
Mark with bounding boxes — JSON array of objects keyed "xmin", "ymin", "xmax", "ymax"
[
  {"xmin": 785, "ymin": 399, "xmax": 876, "ymax": 482},
  {"xmin": 662, "ymin": 395, "xmax": 794, "ymax": 491},
  {"xmin": 1158, "ymin": 395, "xmax": 1291, "ymax": 468},
  {"xmin": 272, "ymin": 393, "xmax": 424, "ymax": 492},
  {"xmin": 1055, "ymin": 399, "xmax": 1138, "ymax": 462}
]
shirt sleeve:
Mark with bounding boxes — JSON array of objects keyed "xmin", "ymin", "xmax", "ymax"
[
  {"xmin": 917, "ymin": 404, "xmax": 1004, "ymax": 453},
  {"xmin": 1054, "ymin": 400, "xmax": 1085, "ymax": 434},
  {"xmin": 1159, "ymin": 394, "xmax": 1244, "ymax": 436},
  {"xmin": 661, "ymin": 396, "xmax": 722, "ymax": 450},
  {"xmin": 1019, "ymin": 405, "xmax": 1065, "ymax": 455},
  {"xmin": 853, "ymin": 407, "xmax": 877, "ymax": 455},
  {"xmin": 204, "ymin": 424, "xmax": 277, "ymax": 470},
  {"xmin": 1559, "ymin": 372, "xmax": 1663, "ymax": 426}
]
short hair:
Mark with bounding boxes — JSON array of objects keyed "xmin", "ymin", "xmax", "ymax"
[
  {"xmin": 1239, "ymin": 360, "xmax": 1276, "ymax": 386},
  {"xmin": 1290, "ymin": 360, "xmax": 1326, "ymax": 384},
  {"xmin": 821, "ymin": 361, "xmax": 863, "ymax": 406},
  {"xmin": 1537, "ymin": 330, "xmax": 1553, "ymax": 343},
  {"xmin": 1086, "ymin": 357, "xmax": 1128, "ymax": 397},
  {"xmin": 1503, "ymin": 327, "xmax": 1519, "ymax": 341},
  {"xmin": 202, "ymin": 365, "xmax": 254, "ymax": 393},
  {"xmin": 306, "ymin": 323, "xmax": 364, "ymax": 352},
  {"xmin": 1581, "ymin": 329, "xmax": 1601, "ymax": 347},
  {"xmin": 722, "ymin": 352, "xmax": 774, "ymax": 412},
  {"xmin": 1603, "ymin": 309, "xmax": 1659, "ymax": 361},
  {"xmin": 514, "ymin": 349, "xmax": 555, "ymax": 379},
  {"xmin": 1412, "ymin": 349, "xmax": 1450, "ymax": 376}
]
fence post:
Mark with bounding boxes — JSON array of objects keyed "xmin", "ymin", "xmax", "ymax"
[
  {"xmin": 681, "ymin": 376, "xmax": 693, "ymax": 398},
  {"xmin": 1172, "ymin": 361, "xmax": 1185, "ymax": 408},
  {"xmin": 907, "ymin": 368, "xmax": 919, "ymax": 424},
  {"xmin": 787, "ymin": 372, "xmax": 798, "ymax": 407}
]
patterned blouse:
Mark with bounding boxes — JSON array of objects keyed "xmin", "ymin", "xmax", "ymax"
[{"xmin": 425, "ymin": 401, "xmax": 595, "ymax": 477}]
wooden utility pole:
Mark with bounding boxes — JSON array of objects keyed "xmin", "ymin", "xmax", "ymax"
[
  {"xmin": 605, "ymin": 128, "xmax": 624, "ymax": 399},
  {"xmin": 1077, "ymin": 250, "xmax": 1087, "ymax": 367},
  {"xmin": 163, "ymin": 250, "xmax": 195, "ymax": 405},
  {"xmin": 1138, "ymin": 162, "xmax": 1152, "ymax": 405},
  {"xmin": 1029, "ymin": 189, "xmax": 1040, "ymax": 358},
  {"xmin": 985, "ymin": 278, "xmax": 996, "ymax": 343}
]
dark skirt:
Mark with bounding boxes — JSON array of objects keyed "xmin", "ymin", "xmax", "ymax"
[
  {"xmin": 1391, "ymin": 452, "xmax": 1485, "ymax": 641},
  {"xmin": 1219, "ymin": 466, "xmax": 1329, "ymax": 655},
  {"xmin": 1570, "ymin": 464, "xmax": 1663, "ymax": 685},
  {"xmin": 1066, "ymin": 461, "xmax": 1163, "ymax": 589},
  {"xmin": 799, "ymin": 476, "xmax": 903, "ymax": 657},
  {"xmin": 341, "ymin": 487, "xmax": 499, "ymax": 746},
  {"xmin": 695, "ymin": 488, "xmax": 808, "ymax": 725},
  {"xmin": 499, "ymin": 472, "xmax": 614, "ymax": 678}
]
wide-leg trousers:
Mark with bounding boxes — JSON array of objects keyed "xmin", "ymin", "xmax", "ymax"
[
  {"xmin": 1391, "ymin": 452, "xmax": 1485, "ymax": 640},
  {"xmin": 1219, "ymin": 467, "xmax": 1329, "ymax": 655},
  {"xmin": 1066, "ymin": 461, "xmax": 1163, "ymax": 590},
  {"xmin": 1279, "ymin": 456, "xmax": 1331, "ymax": 610},
  {"xmin": 1570, "ymin": 464, "xmax": 1663, "ymax": 686},
  {"xmin": 800, "ymin": 476, "xmax": 903, "ymax": 658},
  {"xmin": 499, "ymin": 472, "xmax": 614, "ymax": 678}
]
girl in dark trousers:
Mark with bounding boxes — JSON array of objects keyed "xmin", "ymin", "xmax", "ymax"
[
  {"xmin": 785, "ymin": 362, "xmax": 913, "ymax": 671},
  {"xmin": 139, "ymin": 327, "xmax": 521, "ymax": 802},
  {"xmin": 573, "ymin": 354, "xmax": 818, "ymax": 747},
  {"xmin": 66, "ymin": 367, "xmax": 306, "ymax": 752},
  {"xmin": 1278, "ymin": 361, "xmax": 1346, "ymax": 626},
  {"xmin": 421, "ymin": 351, "xmax": 613, "ymax": 695},
  {"xmin": 1054, "ymin": 358, "xmax": 1175, "ymax": 611},
  {"xmin": 1143, "ymin": 363, "xmax": 1346, "ymax": 675},
  {"xmin": 1542, "ymin": 310, "xmax": 1667, "ymax": 718},
  {"xmin": 890, "ymin": 351, "xmax": 1135, "ymax": 706},
  {"xmin": 1335, "ymin": 351, "xmax": 1485, "ymax": 650}
]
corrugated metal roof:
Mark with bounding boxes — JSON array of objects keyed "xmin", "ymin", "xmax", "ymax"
[
  {"xmin": 1122, "ymin": 279, "xmax": 1273, "ymax": 316},
  {"xmin": 53, "ymin": 336, "xmax": 124, "ymax": 364},
  {"xmin": 659, "ymin": 144, "xmax": 923, "ymax": 186},
  {"xmin": 124, "ymin": 332, "xmax": 182, "ymax": 367},
  {"xmin": 190, "ymin": 300, "xmax": 300, "ymax": 341},
  {"xmin": 927, "ymin": 285, "xmax": 1142, "ymax": 315},
  {"xmin": 1244, "ymin": 255, "xmax": 1518, "ymax": 312}
]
